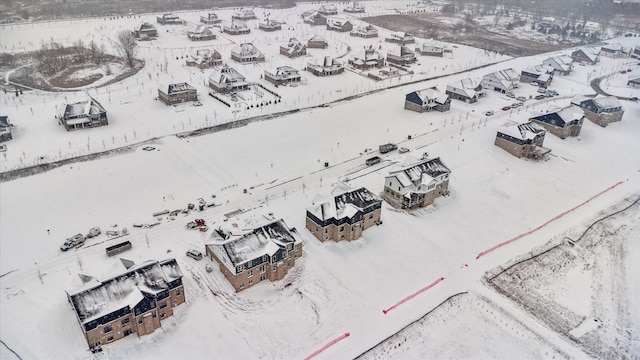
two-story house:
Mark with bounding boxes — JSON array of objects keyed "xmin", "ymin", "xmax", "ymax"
[
  {"xmin": 158, "ymin": 83, "xmax": 198, "ymax": 105},
  {"xmin": 404, "ymin": 87, "xmax": 451, "ymax": 113},
  {"xmin": 387, "ymin": 45, "xmax": 416, "ymax": 65},
  {"xmin": 230, "ymin": 43, "xmax": 265, "ymax": 63},
  {"xmin": 530, "ymin": 105, "xmax": 585, "ymax": 139},
  {"xmin": 494, "ymin": 121, "xmax": 551, "ymax": 159},
  {"xmin": 571, "ymin": 95, "xmax": 624, "ymax": 127},
  {"xmin": 280, "ymin": 38, "xmax": 307, "ymax": 58},
  {"xmin": 383, "ymin": 156, "xmax": 451, "ymax": 209},
  {"xmin": 264, "ymin": 66, "xmax": 301, "ymax": 86},
  {"xmin": 59, "ymin": 96, "xmax": 108, "ymax": 131},
  {"xmin": 209, "ymin": 65, "xmax": 250, "ymax": 93},
  {"xmin": 482, "ymin": 68, "xmax": 520, "ymax": 94},
  {"xmin": 446, "ymin": 77, "xmax": 485, "ymax": 103}
]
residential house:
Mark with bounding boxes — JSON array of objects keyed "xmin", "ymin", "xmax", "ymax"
[
  {"xmin": 259, "ymin": 19, "xmax": 281, "ymax": 32},
  {"xmin": 232, "ymin": 8, "xmax": 257, "ymax": 21},
  {"xmin": 307, "ymin": 35, "xmax": 328, "ymax": 49},
  {"xmin": 280, "ymin": 38, "xmax": 307, "ymax": 58},
  {"xmin": 445, "ymin": 77, "xmax": 485, "ymax": 103},
  {"xmin": 530, "ymin": 105, "xmax": 585, "ymax": 139},
  {"xmin": 132, "ymin": 23, "xmax": 157, "ymax": 40},
  {"xmin": 209, "ymin": 64, "xmax": 250, "ymax": 93},
  {"xmin": 387, "ymin": 45, "xmax": 416, "ymax": 65},
  {"xmin": 520, "ymin": 65, "xmax": 554, "ymax": 87},
  {"xmin": 630, "ymin": 46, "xmax": 640, "ymax": 59},
  {"xmin": 66, "ymin": 259, "xmax": 185, "ymax": 351},
  {"xmin": 582, "ymin": 21, "xmax": 601, "ymax": 35},
  {"xmin": 185, "ymin": 49, "xmax": 222, "ymax": 69},
  {"xmin": 304, "ymin": 12, "xmax": 327, "ymax": 26},
  {"xmin": 326, "ymin": 17, "xmax": 352, "ymax": 32},
  {"xmin": 540, "ymin": 16, "xmax": 557, "ymax": 28},
  {"xmin": 307, "ymin": 57, "xmax": 344, "ymax": 76},
  {"xmin": 571, "ymin": 95, "xmax": 624, "ymax": 127},
  {"xmin": 404, "ymin": 87, "xmax": 451, "ymax": 113},
  {"xmin": 344, "ymin": 1, "xmax": 365, "ymax": 13},
  {"xmin": 350, "ymin": 24, "xmax": 377, "ymax": 38},
  {"xmin": 348, "ymin": 46, "xmax": 385, "ymax": 70},
  {"xmin": 264, "ymin": 66, "xmax": 301, "ymax": 86},
  {"xmin": 230, "ymin": 43, "xmax": 265, "ymax": 63},
  {"xmin": 158, "ymin": 83, "xmax": 198, "ymax": 105},
  {"xmin": 415, "ymin": 43, "xmax": 444, "ymax": 57},
  {"xmin": 306, "ymin": 187, "xmax": 382, "ymax": 242},
  {"xmin": 571, "ymin": 47, "xmax": 600, "ymax": 65},
  {"xmin": 628, "ymin": 77, "xmax": 640, "ymax": 88},
  {"xmin": 156, "ymin": 13, "xmax": 185, "ymax": 25},
  {"xmin": 383, "ymin": 156, "xmax": 451, "ymax": 209},
  {"xmin": 60, "ymin": 96, "xmax": 108, "ymax": 131},
  {"xmin": 599, "ymin": 43, "xmax": 625, "ymax": 58},
  {"xmin": 0, "ymin": 116, "xmax": 12, "ymax": 142},
  {"xmin": 200, "ymin": 12, "xmax": 222, "ymax": 25},
  {"xmin": 385, "ymin": 32, "xmax": 415, "ymax": 44},
  {"xmin": 223, "ymin": 20, "xmax": 250, "ymax": 35},
  {"xmin": 318, "ymin": 4, "xmax": 338, "ymax": 15},
  {"xmin": 543, "ymin": 55, "xmax": 573, "ymax": 76},
  {"xmin": 482, "ymin": 68, "xmax": 520, "ymax": 94},
  {"xmin": 187, "ymin": 25, "xmax": 216, "ymax": 41},
  {"xmin": 205, "ymin": 217, "xmax": 303, "ymax": 292},
  {"xmin": 494, "ymin": 121, "xmax": 551, "ymax": 159}
]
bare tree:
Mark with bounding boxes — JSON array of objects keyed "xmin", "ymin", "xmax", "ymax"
[
  {"xmin": 88, "ymin": 40, "xmax": 105, "ymax": 65},
  {"xmin": 116, "ymin": 30, "xmax": 137, "ymax": 68}
]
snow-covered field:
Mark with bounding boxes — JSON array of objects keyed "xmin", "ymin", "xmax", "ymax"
[{"xmin": 1, "ymin": 2, "xmax": 639, "ymax": 359}]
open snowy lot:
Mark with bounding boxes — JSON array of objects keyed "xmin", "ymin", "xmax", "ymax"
[{"xmin": 1, "ymin": 2, "xmax": 639, "ymax": 359}]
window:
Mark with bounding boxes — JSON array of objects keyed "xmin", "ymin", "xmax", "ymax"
[
  {"xmin": 239, "ymin": 282, "xmax": 244, "ymax": 289},
  {"xmin": 160, "ymin": 313, "xmax": 166, "ymax": 319},
  {"xmin": 339, "ymin": 226, "xmax": 344, "ymax": 232},
  {"xmin": 248, "ymin": 270, "xmax": 253, "ymax": 277},
  {"xmin": 176, "ymin": 289, "xmax": 181, "ymax": 296},
  {"xmin": 273, "ymin": 265, "xmax": 276, "ymax": 272},
  {"xmin": 369, "ymin": 214, "xmax": 373, "ymax": 219},
  {"xmin": 103, "ymin": 325, "xmax": 112, "ymax": 334},
  {"xmin": 152, "ymin": 313, "xmax": 156, "ymax": 318},
  {"xmin": 248, "ymin": 279, "xmax": 253, "ymax": 285},
  {"xmin": 121, "ymin": 318, "xmax": 130, "ymax": 326},
  {"xmin": 124, "ymin": 329, "xmax": 132, "ymax": 337},
  {"xmin": 260, "ymin": 265, "xmax": 266, "ymax": 273},
  {"xmin": 324, "ymin": 229, "xmax": 327, "ymax": 233},
  {"xmin": 159, "ymin": 302, "xmax": 167, "ymax": 309},
  {"xmin": 260, "ymin": 274, "xmax": 266, "ymax": 281},
  {"xmin": 138, "ymin": 319, "xmax": 143, "ymax": 325},
  {"xmin": 107, "ymin": 336, "xmax": 114, "ymax": 342}
]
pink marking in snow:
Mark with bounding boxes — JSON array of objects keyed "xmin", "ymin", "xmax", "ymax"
[
  {"xmin": 476, "ymin": 181, "xmax": 624, "ymax": 260},
  {"xmin": 304, "ymin": 332, "xmax": 351, "ymax": 360},
  {"xmin": 382, "ymin": 277, "xmax": 446, "ymax": 315}
]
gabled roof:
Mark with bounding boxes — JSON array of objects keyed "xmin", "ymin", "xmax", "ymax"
[
  {"xmin": 307, "ymin": 187, "xmax": 381, "ymax": 222},
  {"xmin": 190, "ymin": 25, "xmax": 211, "ymax": 34},
  {"xmin": 227, "ymin": 20, "xmax": 248, "ymax": 30},
  {"xmin": 446, "ymin": 77, "xmax": 483, "ymax": 99},
  {"xmin": 601, "ymin": 43, "xmax": 623, "ymax": 52},
  {"xmin": 134, "ymin": 22, "xmax": 156, "ymax": 32},
  {"xmin": 161, "ymin": 82, "xmax": 195, "ymax": 95},
  {"xmin": 498, "ymin": 121, "xmax": 546, "ymax": 141},
  {"xmin": 531, "ymin": 105, "xmax": 584, "ymax": 128},
  {"xmin": 308, "ymin": 35, "xmax": 327, "ymax": 42},
  {"xmin": 544, "ymin": 55, "xmax": 573, "ymax": 72},
  {"xmin": 572, "ymin": 47, "xmax": 599, "ymax": 62},
  {"xmin": 351, "ymin": 24, "xmax": 376, "ymax": 35},
  {"xmin": 407, "ymin": 87, "xmax": 449, "ymax": 105},
  {"xmin": 387, "ymin": 157, "xmax": 451, "ymax": 194},
  {"xmin": 207, "ymin": 219, "xmax": 300, "ymax": 269},
  {"xmin": 231, "ymin": 43, "xmax": 264, "ymax": 58},
  {"xmin": 63, "ymin": 96, "xmax": 106, "ymax": 118},
  {"xmin": 0, "ymin": 116, "xmax": 10, "ymax": 128},
  {"xmin": 209, "ymin": 65, "xmax": 246, "ymax": 84}
]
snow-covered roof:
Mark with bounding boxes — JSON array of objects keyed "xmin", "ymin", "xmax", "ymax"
[
  {"xmin": 308, "ymin": 35, "xmax": 327, "ymax": 42},
  {"xmin": 190, "ymin": 25, "xmax": 211, "ymax": 34},
  {"xmin": 446, "ymin": 77, "xmax": 483, "ymax": 99},
  {"xmin": 0, "ymin": 115, "xmax": 10, "ymax": 128},
  {"xmin": 133, "ymin": 22, "xmax": 156, "ymax": 32},
  {"xmin": 531, "ymin": 105, "xmax": 584, "ymax": 128},
  {"xmin": 350, "ymin": 24, "xmax": 377, "ymax": 35},
  {"xmin": 62, "ymin": 96, "xmax": 106, "ymax": 119},
  {"xmin": 209, "ymin": 65, "xmax": 246, "ymax": 85},
  {"xmin": 498, "ymin": 121, "xmax": 546, "ymax": 141},
  {"xmin": 67, "ymin": 259, "xmax": 182, "ymax": 327},
  {"xmin": 227, "ymin": 20, "xmax": 248, "ymax": 30},
  {"xmin": 544, "ymin": 55, "xmax": 573, "ymax": 72},
  {"xmin": 231, "ymin": 43, "xmax": 264, "ymax": 58},
  {"xmin": 601, "ymin": 43, "xmax": 623, "ymax": 52},
  {"xmin": 160, "ymin": 82, "xmax": 196, "ymax": 95},
  {"xmin": 307, "ymin": 187, "xmax": 381, "ymax": 222},
  {"xmin": 206, "ymin": 218, "xmax": 300, "ymax": 268},
  {"xmin": 386, "ymin": 157, "xmax": 451, "ymax": 195},
  {"xmin": 572, "ymin": 47, "xmax": 599, "ymax": 62},
  {"xmin": 408, "ymin": 87, "xmax": 449, "ymax": 105},
  {"xmin": 592, "ymin": 96, "xmax": 623, "ymax": 109}
]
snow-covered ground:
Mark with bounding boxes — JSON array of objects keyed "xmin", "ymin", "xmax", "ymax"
[{"xmin": 1, "ymin": 2, "xmax": 639, "ymax": 359}]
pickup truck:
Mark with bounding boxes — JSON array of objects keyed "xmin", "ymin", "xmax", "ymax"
[{"xmin": 60, "ymin": 233, "xmax": 86, "ymax": 251}]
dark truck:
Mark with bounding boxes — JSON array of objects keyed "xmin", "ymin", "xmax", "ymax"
[
  {"xmin": 379, "ymin": 143, "xmax": 397, "ymax": 154},
  {"xmin": 366, "ymin": 156, "xmax": 381, "ymax": 166}
]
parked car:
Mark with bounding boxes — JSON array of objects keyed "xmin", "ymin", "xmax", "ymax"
[
  {"xmin": 502, "ymin": 106, "xmax": 511, "ymax": 111},
  {"xmin": 516, "ymin": 96, "xmax": 527, "ymax": 102},
  {"xmin": 366, "ymin": 156, "xmax": 381, "ymax": 166},
  {"xmin": 399, "ymin": 147, "xmax": 410, "ymax": 154},
  {"xmin": 537, "ymin": 88, "xmax": 547, "ymax": 94},
  {"xmin": 186, "ymin": 249, "xmax": 203, "ymax": 260},
  {"xmin": 530, "ymin": 81, "xmax": 539, "ymax": 86},
  {"xmin": 535, "ymin": 94, "xmax": 545, "ymax": 100},
  {"xmin": 484, "ymin": 110, "xmax": 494, "ymax": 116},
  {"xmin": 511, "ymin": 103, "xmax": 521, "ymax": 108},
  {"xmin": 60, "ymin": 233, "xmax": 85, "ymax": 251},
  {"xmin": 506, "ymin": 93, "xmax": 516, "ymax": 98},
  {"xmin": 379, "ymin": 143, "xmax": 397, "ymax": 154},
  {"xmin": 193, "ymin": 101, "xmax": 203, "ymax": 106}
]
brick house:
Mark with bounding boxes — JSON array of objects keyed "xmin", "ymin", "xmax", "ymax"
[
  {"xmin": 156, "ymin": 13, "xmax": 185, "ymax": 25},
  {"xmin": 200, "ymin": 12, "xmax": 222, "ymax": 24},
  {"xmin": 0, "ymin": 116, "xmax": 12, "ymax": 142},
  {"xmin": 350, "ymin": 24, "xmax": 377, "ymax": 38},
  {"xmin": 326, "ymin": 17, "xmax": 352, "ymax": 32},
  {"xmin": 530, "ymin": 105, "xmax": 584, "ymax": 139},
  {"xmin": 383, "ymin": 156, "xmax": 451, "ymax": 209},
  {"xmin": 385, "ymin": 32, "xmax": 415, "ymax": 44},
  {"xmin": 264, "ymin": 66, "xmax": 301, "ymax": 86},
  {"xmin": 571, "ymin": 96, "xmax": 624, "ymax": 127},
  {"xmin": 306, "ymin": 187, "xmax": 382, "ymax": 242},
  {"xmin": 307, "ymin": 57, "xmax": 344, "ymax": 76},
  {"xmin": 223, "ymin": 20, "xmax": 250, "ymax": 35},
  {"xmin": 231, "ymin": 43, "xmax": 265, "ymax": 63},
  {"xmin": 66, "ymin": 259, "xmax": 185, "ymax": 351},
  {"xmin": 571, "ymin": 47, "xmax": 600, "ymax": 65},
  {"xmin": 209, "ymin": 64, "xmax": 249, "ymax": 93},
  {"xmin": 404, "ymin": 87, "xmax": 451, "ymax": 113},
  {"xmin": 542, "ymin": 55, "xmax": 573, "ymax": 76},
  {"xmin": 494, "ymin": 121, "xmax": 551, "ymax": 159},
  {"xmin": 307, "ymin": 35, "xmax": 328, "ymax": 49},
  {"xmin": 205, "ymin": 218, "xmax": 303, "ymax": 292},
  {"xmin": 446, "ymin": 77, "xmax": 485, "ymax": 103},
  {"xmin": 185, "ymin": 49, "xmax": 222, "ymax": 69},
  {"xmin": 304, "ymin": 12, "xmax": 327, "ymax": 26},
  {"xmin": 158, "ymin": 83, "xmax": 198, "ymax": 105},
  {"xmin": 259, "ymin": 19, "xmax": 282, "ymax": 32},
  {"xmin": 415, "ymin": 43, "xmax": 444, "ymax": 57},
  {"xmin": 387, "ymin": 45, "xmax": 416, "ymax": 65},
  {"xmin": 348, "ymin": 46, "xmax": 385, "ymax": 70},
  {"xmin": 60, "ymin": 96, "xmax": 108, "ymax": 131},
  {"xmin": 482, "ymin": 68, "xmax": 520, "ymax": 94},
  {"xmin": 344, "ymin": 1, "xmax": 365, "ymax": 13},
  {"xmin": 519, "ymin": 65, "xmax": 554, "ymax": 87},
  {"xmin": 280, "ymin": 38, "xmax": 307, "ymax": 58},
  {"xmin": 132, "ymin": 23, "xmax": 157, "ymax": 40},
  {"xmin": 232, "ymin": 8, "xmax": 257, "ymax": 21},
  {"xmin": 187, "ymin": 25, "xmax": 216, "ymax": 41}
]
